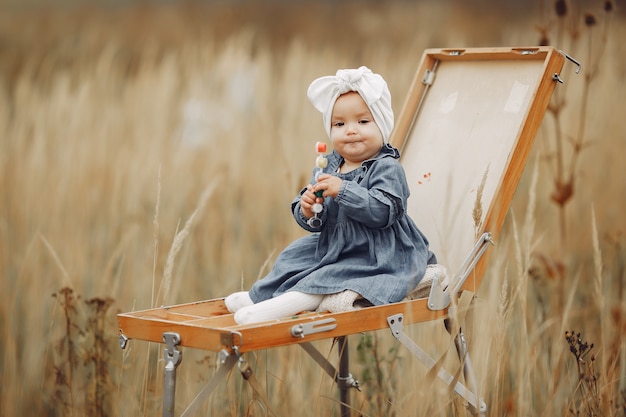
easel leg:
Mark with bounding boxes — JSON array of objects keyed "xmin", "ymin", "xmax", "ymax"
[
  {"xmin": 387, "ymin": 314, "xmax": 485, "ymax": 414},
  {"xmin": 337, "ymin": 336, "xmax": 351, "ymax": 417},
  {"xmin": 444, "ymin": 319, "xmax": 487, "ymax": 416},
  {"xmin": 300, "ymin": 338, "xmax": 360, "ymax": 416},
  {"xmin": 163, "ymin": 332, "xmax": 183, "ymax": 417},
  {"xmin": 179, "ymin": 352, "xmax": 238, "ymax": 417}
]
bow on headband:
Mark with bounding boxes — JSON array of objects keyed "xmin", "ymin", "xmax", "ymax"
[{"xmin": 307, "ymin": 66, "xmax": 394, "ymax": 143}]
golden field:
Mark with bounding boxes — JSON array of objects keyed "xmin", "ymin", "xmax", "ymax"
[{"xmin": 0, "ymin": 0, "xmax": 625, "ymax": 415}]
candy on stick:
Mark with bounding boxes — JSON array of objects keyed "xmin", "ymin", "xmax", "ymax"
[
  {"xmin": 307, "ymin": 141, "xmax": 327, "ymax": 228},
  {"xmin": 314, "ymin": 141, "xmax": 328, "ymax": 197}
]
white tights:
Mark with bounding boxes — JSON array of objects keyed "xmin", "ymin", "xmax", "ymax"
[{"xmin": 224, "ymin": 291, "xmax": 324, "ymax": 325}]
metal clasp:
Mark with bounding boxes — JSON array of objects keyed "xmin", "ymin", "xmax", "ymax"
[
  {"xmin": 291, "ymin": 318, "xmax": 337, "ymax": 338},
  {"xmin": 119, "ymin": 333, "xmax": 129, "ymax": 349},
  {"xmin": 560, "ymin": 50, "xmax": 582, "ymax": 74},
  {"xmin": 553, "ymin": 50, "xmax": 582, "ymax": 84},
  {"xmin": 163, "ymin": 332, "xmax": 182, "ymax": 368}
]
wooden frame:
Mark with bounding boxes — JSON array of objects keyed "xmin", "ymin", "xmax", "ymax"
[{"xmin": 118, "ymin": 46, "xmax": 567, "ymax": 416}]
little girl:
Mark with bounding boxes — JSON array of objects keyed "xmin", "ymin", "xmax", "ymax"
[{"xmin": 225, "ymin": 66, "xmax": 436, "ymax": 325}]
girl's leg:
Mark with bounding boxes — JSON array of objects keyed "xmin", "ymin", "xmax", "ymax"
[
  {"xmin": 234, "ymin": 291, "xmax": 324, "ymax": 325},
  {"xmin": 224, "ymin": 291, "xmax": 254, "ymax": 313}
]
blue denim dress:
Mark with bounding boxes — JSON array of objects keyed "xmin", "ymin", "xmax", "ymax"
[{"xmin": 249, "ymin": 144, "xmax": 436, "ymax": 306}]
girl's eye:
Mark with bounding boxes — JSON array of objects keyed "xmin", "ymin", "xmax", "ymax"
[
  {"xmin": 359, "ymin": 119, "xmax": 370, "ymax": 124},
  {"xmin": 333, "ymin": 122, "xmax": 344, "ymax": 127}
]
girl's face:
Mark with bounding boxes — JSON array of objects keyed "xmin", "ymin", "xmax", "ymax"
[{"xmin": 330, "ymin": 91, "xmax": 384, "ymax": 165}]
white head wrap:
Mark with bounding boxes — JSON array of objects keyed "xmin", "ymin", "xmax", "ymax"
[{"xmin": 307, "ymin": 66, "xmax": 394, "ymax": 143}]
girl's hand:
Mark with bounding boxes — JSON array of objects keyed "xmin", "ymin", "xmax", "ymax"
[
  {"xmin": 312, "ymin": 174, "xmax": 342, "ymax": 199},
  {"xmin": 300, "ymin": 184, "xmax": 321, "ymax": 219}
]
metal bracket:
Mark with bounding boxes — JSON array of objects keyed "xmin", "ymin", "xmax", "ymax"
[
  {"xmin": 553, "ymin": 50, "xmax": 582, "ymax": 84},
  {"xmin": 560, "ymin": 50, "xmax": 582, "ymax": 74},
  {"xmin": 421, "ymin": 68, "xmax": 436, "ymax": 85},
  {"xmin": 428, "ymin": 232, "xmax": 494, "ymax": 310},
  {"xmin": 299, "ymin": 342, "xmax": 361, "ymax": 392},
  {"xmin": 163, "ymin": 332, "xmax": 182, "ymax": 368},
  {"xmin": 427, "ymin": 274, "xmax": 450, "ymax": 310},
  {"xmin": 118, "ymin": 333, "xmax": 129, "ymax": 349},
  {"xmin": 386, "ymin": 314, "xmax": 486, "ymax": 415},
  {"xmin": 291, "ymin": 318, "xmax": 337, "ymax": 338},
  {"xmin": 337, "ymin": 373, "xmax": 361, "ymax": 391},
  {"xmin": 387, "ymin": 314, "xmax": 405, "ymax": 339},
  {"xmin": 162, "ymin": 332, "xmax": 182, "ymax": 417}
]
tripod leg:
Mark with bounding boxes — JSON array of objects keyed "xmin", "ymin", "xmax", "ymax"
[{"xmin": 337, "ymin": 336, "xmax": 351, "ymax": 417}]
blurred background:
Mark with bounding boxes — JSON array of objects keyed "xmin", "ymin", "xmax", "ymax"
[{"xmin": 1, "ymin": 0, "xmax": 625, "ymax": 416}]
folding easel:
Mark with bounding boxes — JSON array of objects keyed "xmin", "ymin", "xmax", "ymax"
[{"xmin": 118, "ymin": 46, "xmax": 578, "ymax": 416}]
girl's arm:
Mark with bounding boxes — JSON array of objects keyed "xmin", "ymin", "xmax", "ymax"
[
  {"xmin": 315, "ymin": 158, "xmax": 408, "ymax": 229},
  {"xmin": 338, "ymin": 181, "xmax": 401, "ymax": 228}
]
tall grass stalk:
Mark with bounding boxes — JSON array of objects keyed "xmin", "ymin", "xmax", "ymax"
[
  {"xmin": 156, "ymin": 181, "xmax": 217, "ymax": 307},
  {"xmin": 151, "ymin": 165, "xmax": 162, "ymax": 309},
  {"xmin": 509, "ymin": 159, "xmax": 539, "ymax": 416}
]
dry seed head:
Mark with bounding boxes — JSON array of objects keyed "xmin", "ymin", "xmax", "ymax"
[
  {"xmin": 550, "ymin": 178, "xmax": 574, "ymax": 207},
  {"xmin": 584, "ymin": 12, "xmax": 597, "ymax": 27},
  {"xmin": 472, "ymin": 167, "xmax": 488, "ymax": 237},
  {"xmin": 555, "ymin": 0, "xmax": 567, "ymax": 17}
]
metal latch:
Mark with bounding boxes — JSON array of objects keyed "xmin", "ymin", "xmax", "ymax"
[
  {"xmin": 554, "ymin": 50, "xmax": 582, "ymax": 84},
  {"xmin": 291, "ymin": 318, "xmax": 337, "ymax": 338},
  {"xmin": 421, "ymin": 69, "xmax": 436, "ymax": 86}
]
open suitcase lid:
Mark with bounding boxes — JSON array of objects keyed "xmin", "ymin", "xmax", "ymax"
[
  {"xmin": 393, "ymin": 46, "xmax": 570, "ymax": 292},
  {"xmin": 118, "ymin": 46, "xmax": 568, "ymax": 354}
]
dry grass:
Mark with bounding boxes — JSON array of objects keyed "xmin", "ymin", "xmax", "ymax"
[{"xmin": 0, "ymin": 0, "xmax": 625, "ymax": 416}]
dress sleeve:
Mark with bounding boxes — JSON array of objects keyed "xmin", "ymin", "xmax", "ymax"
[{"xmin": 335, "ymin": 158, "xmax": 408, "ymax": 229}]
